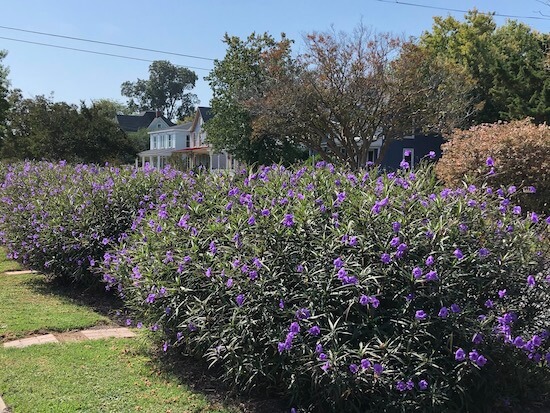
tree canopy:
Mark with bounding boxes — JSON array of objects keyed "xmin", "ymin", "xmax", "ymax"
[
  {"xmin": 0, "ymin": 51, "xmax": 10, "ymax": 139},
  {"xmin": 121, "ymin": 60, "xmax": 198, "ymax": 121},
  {"xmin": 1, "ymin": 93, "xmax": 136, "ymax": 164},
  {"xmin": 420, "ymin": 10, "xmax": 550, "ymax": 124},
  {"xmin": 205, "ymin": 33, "xmax": 308, "ymax": 166},
  {"xmin": 242, "ymin": 25, "xmax": 474, "ymax": 169}
]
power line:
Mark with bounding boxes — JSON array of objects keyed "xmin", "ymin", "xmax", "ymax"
[
  {"xmin": 0, "ymin": 24, "xmax": 217, "ymax": 61},
  {"xmin": 374, "ymin": 0, "xmax": 550, "ymax": 21},
  {"xmin": 0, "ymin": 36, "xmax": 212, "ymax": 71}
]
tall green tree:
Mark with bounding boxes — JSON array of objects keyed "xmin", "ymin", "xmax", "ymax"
[
  {"xmin": 1, "ymin": 93, "xmax": 136, "ymax": 164},
  {"xmin": 420, "ymin": 10, "xmax": 550, "ymax": 123},
  {"xmin": 121, "ymin": 61, "xmax": 198, "ymax": 121},
  {"xmin": 0, "ymin": 50, "xmax": 11, "ymax": 142},
  {"xmin": 204, "ymin": 33, "xmax": 308, "ymax": 166}
]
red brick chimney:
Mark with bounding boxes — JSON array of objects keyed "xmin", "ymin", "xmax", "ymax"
[{"xmin": 155, "ymin": 110, "xmax": 162, "ymax": 118}]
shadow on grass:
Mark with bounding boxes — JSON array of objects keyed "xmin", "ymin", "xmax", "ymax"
[
  {"xmin": 22, "ymin": 276, "xmax": 125, "ymax": 323},
  {"xmin": 148, "ymin": 348, "xmax": 290, "ymax": 413}
]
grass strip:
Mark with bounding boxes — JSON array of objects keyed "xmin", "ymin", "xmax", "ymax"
[
  {"xmin": 0, "ymin": 338, "xmax": 233, "ymax": 413},
  {"xmin": 0, "ymin": 273, "xmax": 111, "ymax": 342}
]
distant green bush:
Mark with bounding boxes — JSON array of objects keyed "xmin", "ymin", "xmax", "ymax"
[{"xmin": 102, "ymin": 163, "xmax": 550, "ymax": 412}]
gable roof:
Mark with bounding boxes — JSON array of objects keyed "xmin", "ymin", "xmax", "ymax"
[
  {"xmin": 116, "ymin": 111, "xmax": 175, "ymax": 132},
  {"xmin": 197, "ymin": 106, "xmax": 213, "ymax": 123},
  {"xmin": 189, "ymin": 106, "xmax": 213, "ymax": 132}
]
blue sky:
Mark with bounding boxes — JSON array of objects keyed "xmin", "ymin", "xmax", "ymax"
[{"xmin": 2, "ymin": 0, "xmax": 549, "ymax": 110}]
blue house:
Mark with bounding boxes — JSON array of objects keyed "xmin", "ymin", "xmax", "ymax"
[{"xmin": 380, "ymin": 134, "xmax": 445, "ymax": 169}]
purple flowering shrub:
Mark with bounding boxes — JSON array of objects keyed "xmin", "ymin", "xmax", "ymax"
[
  {"xmin": 102, "ymin": 163, "xmax": 549, "ymax": 411},
  {"xmin": 0, "ymin": 161, "xmax": 176, "ymax": 284}
]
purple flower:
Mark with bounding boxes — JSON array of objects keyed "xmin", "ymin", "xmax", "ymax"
[
  {"xmin": 145, "ymin": 293, "xmax": 156, "ymax": 304},
  {"xmin": 392, "ymin": 221, "xmax": 401, "ymax": 232},
  {"xmin": 412, "ymin": 267, "xmax": 423, "ymax": 279},
  {"xmin": 450, "ymin": 303, "xmax": 461, "ymax": 313},
  {"xmin": 486, "ymin": 157, "xmax": 494, "ymax": 167},
  {"xmin": 390, "ymin": 237, "xmax": 400, "ymax": 248},
  {"xmin": 498, "ymin": 289, "xmax": 507, "ymax": 298},
  {"xmin": 396, "ymin": 381, "xmax": 407, "ymax": 392},
  {"xmin": 381, "ymin": 253, "xmax": 391, "ymax": 264},
  {"xmin": 485, "ymin": 299, "xmax": 494, "ymax": 308},
  {"xmin": 369, "ymin": 296, "xmax": 380, "ymax": 308},
  {"xmin": 333, "ymin": 257, "xmax": 344, "ymax": 269},
  {"xmin": 236, "ymin": 294, "xmax": 245, "ymax": 307},
  {"xmin": 469, "ymin": 349, "xmax": 479, "ymax": 362},
  {"xmin": 349, "ymin": 363, "xmax": 359, "ymax": 374},
  {"xmin": 309, "ymin": 326, "xmax": 321, "ymax": 336},
  {"xmin": 282, "ymin": 214, "xmax": 295, "ymax": 227},
  {"xmin": 321, "ymin": 361, "xmax": 330, "ymax": 372},
  {"xmin": 277, "ymin": 342, "xmax": 286, "ymax": 354},
  {"xmin": 209, "ymin": 241, "xmax": 217, "ymax": 255},
  {"xmin": 425, "ymin": 270, "xmax": 438, "ymax": 281},
  {"xmin": 247, "ymin": 215, "xmax": 256, "ymax": 225},
  {"xmin": 513, "ymin": 336, "xmax": 525, "ymax": 347},
  {"xmin": 415, "ymin": 310, "xmax": 427, "ymax": 320},
  {"xmin": 472, "ymin": 333, "xmax": 483, "ymax": 344},
  {"xmin": 527, "ymin": 275, "xmax": 536, "ymax": 287},
  {"xmin": 296, "ymin": 308, "xmax": 311, "ymax": 320},
  {"xmin": 289, "ymin": 322, "xmax": 300, "ymax": 334},
  {"xmin": 279, "ymin": 299, "xmax": 285, "ymax": 309},
  {"xmin": 478, "ymin": 248, "xmax": 489, "ymax": 258},
  {"xmin": 359, "ymin": 295, "xmax": 369, "ymax": 306},
  {"xmin": 454, "ymin": 249, "xmax": 464, "ymax": 260},
  {"xmin": 475, "ymin": 355, "xmax": 488, "ymax": 367},
  {"xmin": 425, "ymin": 255, "xmax": 434, "ymax": 266},
  {"xmin": 455, "ymin": 348, "xmax": 466, "ymax": 361},
  {"xmin": 348, "ymin": 236, "xmax": 358, "ymax": 247},
  {"xmin": 261, "ymin": 208, "xmax": 270, "ymax": 216},
  {"xmin": 226, "ymin": 278, "xmax": 234, "ymax": 288},
  {"xmin": 438, "ymin": 307, "xmax": 449, "ymax": 318},
  {"xmin": 418, "ymin": 379, "xmax": 429, "ymax": 390},
  {"xmin": 361, "ymin": 358, "xmax": 371, "ymax": 370},
  {"xmin": 373, "ymin": 363, "xmax": 384, "ymax": 375}
]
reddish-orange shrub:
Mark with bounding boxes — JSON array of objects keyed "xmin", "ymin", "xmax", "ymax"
[{"xmin": 436, "ymin": 119, "xmax": 550, "ymax": 212}]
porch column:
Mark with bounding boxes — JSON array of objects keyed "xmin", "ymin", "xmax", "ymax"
[
  {"xmin": 157, "ymin": 155, "xmax": 161, "ymax": 170},
  {"xmin": 135, "ymin": 158, "xmax": 138, "ymax": 169},
  {"xmin": 209, "ymin": 149, "xmax": 213, "ymax": 172},
  {"xmin": 225, "ymin": 152, "xmax": 229, "ymax": 170}
]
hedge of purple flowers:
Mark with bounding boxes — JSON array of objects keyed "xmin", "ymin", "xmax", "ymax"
[
  {"xmin": 0, "ymin": 161, "xmax": 179, "ymax": 284},
  {"xmin": 99, "ymin": 162, "xmax": 549, "ymax": 412},
  {"xmin": 1, "ymin": 160, "xmax": 549, "ymax": 411}
]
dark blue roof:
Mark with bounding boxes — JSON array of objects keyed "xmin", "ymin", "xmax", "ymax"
[
  {"xmin": 116, "ymin": 111, "xmax": 175, "ymax": 132},
  {"xmin": 198, "ymin": 106, "xmax": 213, "ymax": 123}
]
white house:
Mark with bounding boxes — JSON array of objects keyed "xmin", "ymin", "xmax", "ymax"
[{"xmin": 136, "ymin": 107, "xmax": 241, "ymax": 171}]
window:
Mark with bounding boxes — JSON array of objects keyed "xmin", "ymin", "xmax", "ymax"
[
  {"xmin": 186, "ymin": 135, "xmax": 190, "ymax": 148},
  {"xmin": 167, "ymin": 135, "xmax": 172, "ymax": 149},
  {"xmin": 403, "ymin": 148, "xmax": 414, "ymax": 168},
  {"xmin": 367, "ymin": 148, "xmax": 379, "ymax": 163},
  {"xmin": 152, "ymin": 136, "xmax": 157, "ymax": 149}
]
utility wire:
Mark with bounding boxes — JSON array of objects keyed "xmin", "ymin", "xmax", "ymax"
[
  {"xmin": 374, "ymin": 0, "xmax": 550, "ymax": 21},
  {"xmin": 0, "ymin": 24, "xmax": 217, "ymax": 61},
  {"xmin": 0, "ymin": 36, "xmax": 212, "ymax": 71}
]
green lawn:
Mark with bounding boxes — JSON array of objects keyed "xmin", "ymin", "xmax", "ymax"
[
  {"xmin": 0, "ymin": 273, "xmax": 112, "ymax": 342},
  {"xmin": 0, "ymin": 338, "xmax": 234, "ymax": 413},
  {"xmin": 0, "ymin": 247, "xmax": 21, "ymax": 273}
]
